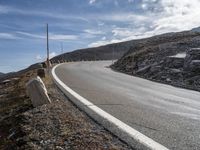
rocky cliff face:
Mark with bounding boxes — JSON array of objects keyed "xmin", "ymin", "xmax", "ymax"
[{"xmin": 112, "ymin": 31, "xmax": 200, "ymax": 91}]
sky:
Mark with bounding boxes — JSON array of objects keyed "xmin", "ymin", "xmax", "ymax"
[{"xmin": 1, "ymin": 0, "xmax": 200, "ymax": 73}]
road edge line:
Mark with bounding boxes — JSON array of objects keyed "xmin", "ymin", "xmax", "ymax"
[{"xmin": 51, "ymin": 63, "xmax": 169, "ymax": 150}]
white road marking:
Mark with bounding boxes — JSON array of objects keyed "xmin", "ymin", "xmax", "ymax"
[{"xmin": 52, "ymin": 63, "xmax": 169, "ymax": 150}]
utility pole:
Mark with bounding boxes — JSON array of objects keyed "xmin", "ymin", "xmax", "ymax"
[
  {"xmin": 60, "ymin": 42, "xmax": 64, "ymax": 62},
  {"xmin": 60, "ymin": 42, "xmax": 63, "ymax": 54},
  {"xmin": 46, "ymin": 23, "xmax": 50, "ymax": 71}
]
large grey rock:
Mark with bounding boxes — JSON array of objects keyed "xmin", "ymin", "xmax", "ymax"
[
  {"xmin": 165, "ymin": 56, "xmax": 185, "ymax": 69},
  {"xmin": 26, "ymin": 76, "xmax": 51, "ymax": 107},
  {"xmin": 184, "ymin": 48, "xmax": 200, "ymax": 71}
]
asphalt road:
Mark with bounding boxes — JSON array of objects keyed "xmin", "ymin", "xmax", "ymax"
[{"xmin": 55, "ymin": 61, "xmax": 200, "ymax": 150}]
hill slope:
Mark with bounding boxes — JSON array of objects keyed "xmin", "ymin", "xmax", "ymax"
[
  {"xmin": 112, "ymin": 31, "xmax": 200, "ymax": 91},
  {"xmin": 0, "ymin": 63, "xmax": 43, "ymax": 82},
  {"xmin": 51, "ymin": 41, "xmax": 136, "ymax": 63},
  {"xmin": 0, "ymin": 73, "xmax": 4, "ymax": 77}
]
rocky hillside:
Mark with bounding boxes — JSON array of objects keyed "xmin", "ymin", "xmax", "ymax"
[
  {"xmin": 51, "ymin": 41, "xmax": 136, "ymax": 63},
  {"xmin": 192, "ymin": 27, "xmax": 200, "ymax": 32},
  {"xmin": 0, "ymin": 73, "xmax": 4, "ymax": 78},
  {"xmin": 112, "ymin": 31, "xmax": 200, "ymax": 91}
]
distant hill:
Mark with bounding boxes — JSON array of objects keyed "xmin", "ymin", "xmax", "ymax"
[
  {"xmin": 0, "ymin": 72, "xmax": 4, "ymax": 78},
  {"xmin": 0, "ymin": 63, "xmax": 43, "ymax": 82},
  {"xmin": 51, "ymin": 41, "xmax": 135, "ymax": 63}
]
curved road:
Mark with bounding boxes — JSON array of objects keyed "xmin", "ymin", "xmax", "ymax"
[{"xmin": 55, "ymin": 61, "xmax": 200, "ymax": 150}]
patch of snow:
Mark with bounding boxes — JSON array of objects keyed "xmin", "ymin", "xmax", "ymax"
[{"xmin": 169, "ymin": 53, "xmax": 186, "ymax": 58}]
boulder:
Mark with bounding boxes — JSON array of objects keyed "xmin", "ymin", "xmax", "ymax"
[
  {"xmin": 26, "ymin": 76, "xmax": 51, "ymax": 107},
  {"xmin": 136, "ymin": 65, "xmax": 151, "ymax": 74},
  {"xmin": 184, "ymin": 48, "xmax": 200, "ymax": 71},
  {"xmin": 165, "ymin": 57, "xmax": 184, "ymax": 69}
]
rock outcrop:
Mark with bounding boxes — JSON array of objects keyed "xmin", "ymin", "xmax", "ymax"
[
  {"xmin": 184, "ymin": 48, "xmax": 200, "ymax": 72},
  {"xmin": 112, "ymin": 31, "xmax": 200, "ymax": 91}
]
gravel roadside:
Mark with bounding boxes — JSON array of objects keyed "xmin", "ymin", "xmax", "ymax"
[{"xmin": 0, "ymin": 70, "xmax": 134, "ymax": 150}]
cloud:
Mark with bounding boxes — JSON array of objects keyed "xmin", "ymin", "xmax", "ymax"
[
  {"xmin": 36, "ymin": 52, "xmax": 57, "ymax": 61},
  {"xmin": 101, "ymin": 36, "xmax": 106, "ymax": 40},
  {"xmin": 84, "ymin": 29, "xmax": 104, "ymax": 35},
  {"xmin": 89, "ymin": 0, "xmax": 96, "ymax": 4},
  {"xmin": 0, "ymin": 4, "xmax": 89, "ymax": 22},
  {"xmin": 0, "ymin": 33, "xmax": 19, "ymax": 40},
  {"xmin": 49, "ymin": 52, "xmax": 57, "ymax": 59},
  {"xmin": 36, "ymin": 55, "xmax": 42, "ymax": 60},
  {"xmin": 141, "ymin": 3, "xmax": 148, "ymax": 10},
  {"xmin": 155, "ymin": 0, "xmax": 200, "ymax": 32},
  {"xmin": 16, "ymin": 31, "xmax": 45, "ymax": 39},
  {"xmin": 0, "ymin": 5, "xmax": 10, "ymax": 14},
  {"xmin": 98, "ymin": 22, "xmax": 105, "ymax": 26},
  {"xmin": 88, "ymin": 0, "xmax": 200, "ymax": 47},
  {"xmin": 16, "ymin": 31, "xmax": 78, "ymax": 41},
  {"xmin": 99, "ymin": 13, "xmax": 149, "ymax": 23},
  {"xmin": 88, "ymin": 39, "xmax": 121, "ymax": 47},
  {"xmin": 50, "ymin": 34, "xmax": 78, "ymax": 40}
]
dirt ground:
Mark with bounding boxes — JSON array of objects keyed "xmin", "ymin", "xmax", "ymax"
[{"xmin": 0, "ymin": 69, "xmax": 133, "ymax": 150}]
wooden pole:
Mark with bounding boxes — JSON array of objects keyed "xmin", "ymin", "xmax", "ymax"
[
  {"xmin": 60, "ymin": 42, "xmax": 63, "ymax": 62},
  {"xmin": 46, "ymin": 23, "xmax": 50, "ymax": 70}
]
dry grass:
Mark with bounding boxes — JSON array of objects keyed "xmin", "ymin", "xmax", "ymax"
[{"xmin": 0, "ymin": 69, "xmax": 37, "ymax": 149}]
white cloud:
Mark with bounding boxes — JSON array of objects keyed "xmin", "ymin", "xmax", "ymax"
[
  {"xmin": 36, "ymin": 55, "xmax": 42, "ymax": 60},
  {"xmin": 49, "ymin": 52, "xmax": 57, "ymax": 59},
  {"xmin": 141, "ymin": 3, "xmax": 148, "ymax": 10},
  {"xmin": 89, "ymin": 0, "xmax": 96, "ymax": 4},
  {"xmin": 16, "ymin": 31, "xmax": 78, "ymax": 41},
  {"xmin": 88, "ymin": 39, "xmax": 120, "ymax": 47},
  {"xmin": 50, "ymin": 34, "xmax": 78, "ymax": 40},
  {"xmin": 98, "ymin": 22, "xmax": 105, "ymax": 26},
  {"xmin": 88, "ymin": 0, "xmax": 200, "ymax": 47},
  {"xmin": 84, "ymin": 29, "xmax": 104, "ymax": 35},
  {"xmin": 17, "ymin": 31, "xmax": 45, "ymax": 39},
  {"xmin": 101, "ymin": 36, "xmax": 106, "ymax": 40},
  {"xmin": 155, "ymin": 0, "xmax": 200, "ymax": 32},
  {"xmin": 112, "ymin": 27, "xmax": 133, "ymax": 37},
  {"xmin": 36, "ymin": 52, "xmax": 57, "ymax": 61},
  {"xmin": 99, "ymin": 13, "xmax": 150, "ymax": 24},
  {"xmin": 0, "ymin": 33, "xmax": 19, "ymax": 39}
]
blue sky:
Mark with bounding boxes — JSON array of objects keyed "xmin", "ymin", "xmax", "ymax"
[{"xmin": 0, "ymin": 0, "xmax": 200, "ymax": 73}]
